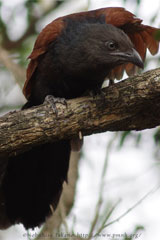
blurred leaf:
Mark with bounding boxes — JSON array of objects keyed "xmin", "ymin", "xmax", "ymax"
[
  {"xmin": 17, "ymin": 36, "xmax": 36, "ymax": 67},
  {"xmin": 155, "ymin": 30, "xmax": 160, "ymax": 41},
  {"xmin": 119, "ymin": 131, "xmax": 131, "ymax": 148},
  {"xmin": 0, "ymin": 2, "xmax": 6, "ymax": 35},
  {"xmin": 150, "ymin": 12, "xmax": 158, "ymax": 23},
  {"xmin": 137, "ymin": 0, "xmax": 141, "ymax": 5},
  {"xmin": 136, "ymin": 133, "xmax": 142, "ymax": 146},
  {"xmin": 154, "ymin": 128, "xmax": 160, "ymax": 145},
  {"xmin": 55, "ymin": 0, "xmax": 65, "ymax": 8},
  {"xmin": 123, "ymin": 0, "xmax": 141, "ymax": 6},
  {"xmin": 25, "ymin": 0, "xmax": 39, "ymax": 8},
  {"xmin": 124, "ymin": 235, "xmax": 132, "ymax": 240},
  {"xmin": 25, "ymin": 0, "xmax": 40, "ymax": 25},
  {"xmin": 135, "ymin": 225, "xmax": 145, "ymax": 231},
  {"xmin": 123, "ymin": 225, "xmax": 144, "ymax": 240}
]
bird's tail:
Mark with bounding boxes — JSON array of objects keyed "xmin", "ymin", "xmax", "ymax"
[{"xmin": 2, "ymin": 101, "xmax": 71, "ymax": 229}]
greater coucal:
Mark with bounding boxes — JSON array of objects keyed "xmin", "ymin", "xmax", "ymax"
[{"xmin": 1, "ymin": 7, "xmax": 160, "ymax": 229}]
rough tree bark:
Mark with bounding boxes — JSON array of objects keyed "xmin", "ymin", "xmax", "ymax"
[
  {"xmin": 0, "ymin": 67, "xmax": 160, "ymax": 233},
  {"xmin": 0, "ymin": 67, "xmax": 160, "ymax": 159}
]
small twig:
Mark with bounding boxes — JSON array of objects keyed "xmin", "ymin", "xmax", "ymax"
[
  {"xmin": 0, "ymin": 46, "xmax": 25, "ymax": 88},
  {"xmin": 1, "ymin": 1, "xmax": 66, "ymax": 50},
  {"xmin": 71, "ymin": 215, "xmax": 77, "ymax": 235},
  {"xmin": 87, "ymin": 0, "xmax": 91, "ymax": 8},
  {"xmin": 87, "ymin": 196, "xmax": 102, "ymax": 240},
  {"xmin": 93, "ymin": 199, "xmax": 121, "ymax": 238},
  {"xmin": 87, "ymin": 133, "xmax": 117, "ymax": 239},
  {"xmin": 103, "ymin": 186, "xmax": 160, "ymax": 229}
]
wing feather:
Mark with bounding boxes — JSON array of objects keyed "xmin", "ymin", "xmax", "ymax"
[{"xmin": 23, "ymin": 7, "xmax": 160, "ymax": 98}]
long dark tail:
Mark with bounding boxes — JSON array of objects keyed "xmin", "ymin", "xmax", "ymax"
[{"xmin": 2, "ymin": 101, "xmax": 71, "ymax": 229}]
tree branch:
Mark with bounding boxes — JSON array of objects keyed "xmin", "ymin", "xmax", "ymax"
[
  {"xmin": 1, "ymin": 1, "xmax": 66, "ymax": 51},
  {"xmin": 1, "ymin": 67, "xmax": 160, "ymax": 158},
  {"xmin": 0, "ymin": 46, "xmax": 25, "ymax": 87}
]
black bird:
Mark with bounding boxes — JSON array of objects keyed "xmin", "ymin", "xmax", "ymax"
[{"xmin": 1, "ymin": 7, "xmax": 159, "ymax": 229}]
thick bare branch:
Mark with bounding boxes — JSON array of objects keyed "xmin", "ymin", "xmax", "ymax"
[{"xmin": 1, "ymin": 68, "xmax": 160, "ymax": 158}]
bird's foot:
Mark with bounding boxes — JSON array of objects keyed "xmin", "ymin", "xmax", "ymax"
[
  {"xmin": 109, "ymin": 79, "xmax": 115, "ymax": 86},
  {"xmin": 45, "ymin": 95, "xmax": 67, "ymax": 117},
  {"xmin": 89, "ymin": 88, "xmax": 106, "ymax": 107},
  {"xmin": 89, "ymin": 87, "xmax": 102, "ymax": 97}
]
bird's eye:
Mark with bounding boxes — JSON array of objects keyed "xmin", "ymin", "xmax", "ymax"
[{"xmin": 105, "ymin": 41, "xmax": 117, "ymax": 51}]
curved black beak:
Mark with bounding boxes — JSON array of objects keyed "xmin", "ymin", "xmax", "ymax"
[
  {"xmin": 110, "ymin": 48, "xmax": 144, "ymax": 69},
  {"xmin": 125, "ymin": 48, "xmax": 144, "ymax": 68}
]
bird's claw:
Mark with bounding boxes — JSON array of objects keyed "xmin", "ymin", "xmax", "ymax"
[
  {"xmin": 45, "ymin": 95, "xmax": 67, "ymax": 117},
  {"xmin": 89, "ymin": 89, "xmax": 106, "ymax": 107},
  {"xmin": 109, "ymin": 79, "xmax": 115, "ymax": 86},
  {"xmin": 89, "ymin": 88, "xmax": 101, "ymax": 98}
]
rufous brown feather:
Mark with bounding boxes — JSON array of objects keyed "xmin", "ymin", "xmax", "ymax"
[{"xmin": 23, "ymin": 7, "xmax": 160, "ymax": 99}]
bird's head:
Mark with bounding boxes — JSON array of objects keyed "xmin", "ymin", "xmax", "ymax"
[
  {"xmin": 81, "ymin": 23, "xmax": 143, "ymax": 68},
  {"xmin": 55, "ymin": 22, "xmax": 144, "ymax": 75}
]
